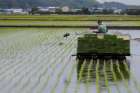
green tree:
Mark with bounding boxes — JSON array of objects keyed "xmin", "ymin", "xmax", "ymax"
[
  {"xmin": 30, "ymin": 7, "xmax": 39, "ymax": 14},
  {"xmin": 81, "ymin": 7, "xmax": 90, "ymax": 14}
]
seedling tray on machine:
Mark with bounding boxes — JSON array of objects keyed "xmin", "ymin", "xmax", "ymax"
[{"xmin": 77, "ymin": 34, "xmax": 130, "ymax": 59}]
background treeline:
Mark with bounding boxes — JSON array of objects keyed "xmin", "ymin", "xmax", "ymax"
[{"xmin": 30, "ymin": 7, "xmax": 140, "ymax": 15}]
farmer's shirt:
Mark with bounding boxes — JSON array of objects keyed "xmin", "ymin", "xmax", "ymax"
[{"xmin": 98, "ymin": 24, "xmax": 108, "ymax": 33}]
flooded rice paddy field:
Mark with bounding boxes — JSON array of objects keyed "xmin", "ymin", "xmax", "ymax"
[{"xmin": 0, "ymin": 28, "xmax": 140, "ymax": 93}]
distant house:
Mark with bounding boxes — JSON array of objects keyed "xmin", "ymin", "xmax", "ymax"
[
  {"xmin": 71, "ymin": 9, "xmax": 82, "ymax": 13},
  {"xmin": 12, "ymin": 9, "xmax": 23, "ymax": 13},
  {"xmin": 1, "ymin": 8, "xmax": 28, "ymax": 14},
  {"xmin": 0, "ymin": 9, "xmax": 4, "ymax": 14},
  {"xmin": 48, "ymin": 7, "xmax": 60, "ymax": 13},
  {"xmin": 0, "ymin": 9, "xmax": 12, "ymax": 14},
  {"xmin": 61, "ymin": 6, "xmax": 70, "ymax": 12},
  {"xmin": 127, "ymin": 6, "xmax": 140, "ymax": 10},
  {"xmin": 126, "ymin": 6, "xmax": 140, "ymax": 15},
  {"xmin": 38, "ymin": 6, "xmax": 60, "ymax": 13},
  {"xmin": 93, "ymin": 8, "xmax": 104, "ymax": 14},
  {"xmin": 38, "ymin": 7, "xmax": 49, "ymax": 12},
  {"xmin": 113, "ymin": 9, "xmax": 123, "ymax": 14}
]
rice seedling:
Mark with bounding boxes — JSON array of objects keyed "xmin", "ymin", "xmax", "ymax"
[
  {"xmin": 74, "ymin": 60, "xmax": 87, "ymax": 93},
  {"xmin": 116, "ymin": 60, "xmax": 131, "ymax": 93},
  {"xmin": 86, "ymin": 59, "xmax": 93, "ymax": 93},
  {"xmin": 123, "ymin": 60, "xmax": 140, "ymax": 93},
  {"xmin": 62, "ymin": 59, "xmax": 77, "ymax": 93},
  {"xmin": 110, "ymin": 60, "xmax": 121, "ymax": 93},
  {"xmin": 77, "ymin": 34, "xmax": 130, "ymax": 56},
  {"xmin": 103, "ymin": 60, "xmax": 111, "ymax": 93},
  {"xmin": 96, "ymin": 59, "xmax": 100, "ymax": 93},
  {"xmin": 0, "ymin": 28, "xmax": 140, "ymax": 93},
  {"xmin": 50, "ymin": 45, "xmax": 75, "ymax": 93},
  {"xmin": 0, "ymin": 15, "xmax": 140, "ymax": 21},
  {"xmin": 35, "ymin": 37, "xmax": 75, "ymax": 93}
]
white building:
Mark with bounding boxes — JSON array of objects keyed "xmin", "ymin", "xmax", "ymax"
[
  {"xmin": 1, "ymin": 8, "xmax": 28, "ymax": 14},
  {"xmin": 38, "ymin": 7, "xmax": 49, "ymax": 12},
  {"xmin": 48, "ymin": 7, "xmax": 60, "ymax": 12},
  {"xmin": 114, "ymin": 9, "xmax": 123, "ymax": 14},
  {"xmin": 71, "ymin": 9, "xmax": 82, "ymax": 12},
  {"xmin": 12, "ymin": 9, "xmax": 23, "ymax": 13},
  {"xmin": 61, "ymin": 6, "xmax": 70, "ymax": 12},
  {"xmin": 38, "ymin": 6, "xmax": 60, "ymax": 13}
]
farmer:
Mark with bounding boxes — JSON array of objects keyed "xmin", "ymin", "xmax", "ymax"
[{"xmin": 97, "ymin": 20, "xmax": 108, "ymax": 33}]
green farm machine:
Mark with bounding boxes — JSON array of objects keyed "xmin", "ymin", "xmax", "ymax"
[
  {"xmin": 77, "ymin": 33, "xmax": 130, "ymax": 59},
  {"xmin": 76, "ymin": 33, "xmax": 130, "ymax": 82}
]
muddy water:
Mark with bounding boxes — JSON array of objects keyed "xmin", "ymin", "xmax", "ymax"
[{"xmin": 0, "ymin": 28, "xmax": 140, "ymax": 93}]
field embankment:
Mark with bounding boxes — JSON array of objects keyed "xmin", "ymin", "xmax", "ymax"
[{"xmin": 0, "ymin": 15, "xmax": 140, "ymax": 29}]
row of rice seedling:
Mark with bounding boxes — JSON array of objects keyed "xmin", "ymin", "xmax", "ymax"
[
  {"xmin": 60, "ymin": 36, "xmax": 78, "ymax": 93},
  {"xmin": 7, "ymin": 32, "xmax": 73, "ymax": 92},
  {"xmin": 0, "ymin": 31, "xmax": 50, "ymax": 78},
  {"xmin": 1, "ymin": 20, "xmax": 140, "ymax": 27},
  {"xmin": 103, "ymin": 61, "xmax": 111, "ymax": 93},
  {"xmin": 0, "ymin": 28, "xmax": 71, "ymax": 92},
  {"xmin": 116, "ymin": 60, "xmax": 131, "ymax": 93},
  {"xmin": 0, "ymin": 35, "xmax": 55, "ymax": 92},
  {"xmin": 0, "ymin": 30, "xmax": 54, "ymax": 77},
  {"xmin": 50, "ymin": 40, "xmax": 76, "ymax": 93},
  {"xmin": 96, "ymin": 60, "xmax": 100, "ymax": 93},
  {"xmin": 0, "ymin": 30, "xmax": 48, "ymax": 59},
  {"xmin": 1, "ymin": 28, "xmax": 61, "ymax": 56},
  {"xmin": 123, "ymin": 60, "xmax": 140, "ymax": 93},
  {"xmin": 0, "ymin": 15, "xmax": 140, "ymax": 21},
  {"xmin": 1, "ymin": 28, "xmax": 139, "ymax": 93},
  {"xmin": 32, "ymin": 34, "xmax": 75, "ymax": 93},
  {"xmin": 34, "ymin": 45, "xmax": 60, "ymax": 93},
  {"xmin": 35, "ymin": 32, "xmax": 78, "ymax": 93},
  {"xmin": 0, "ymin": 29, "xmax": 89, "ymax": 92},
  {"xmin": 50, "ymin": 53, "xmax": 72, "ymax": 93},
  {"xmin": 62, "ymin": 58, "xmax": 77, "ymax": 93},
  {"xmin": 20, "ymin": 44, "xmax": 60, "ymax": 93},
  {"xmin": 75, "ymin": 58, "xmax": 133, "ymax": 93},
  {"xmin": 86, "ymin": 59, "xmax": 93, "ymax": 93},
  {"xmin": 74, "ymin": 60, "xmax": 87, "ymax": 93},
  {"xmin": 110, "ymin": 60, "xmax": 121, "ymax": 93}
]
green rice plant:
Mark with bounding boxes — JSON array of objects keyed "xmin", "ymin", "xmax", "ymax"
[
  {"xmin": 47, "ymin": 33, "xmax": 75, "ymax": 69},
  {"xmin": 74, "ymin": 60, "xmax": 87, "ymax": 93},
  {"xmin": 116, "ymin": 60, "xmax": 132, "ymax": 93},
  {"xmin": 62, "ymin": 60, "xmax": 77, "ymax": 93},
  {"xmin": 14, "ymin": 30, "xmax": 74, "ymax": 92},
  {"xmin": 96, "ymin": 59, "xmax": 100, "ymax": 93},
  {"xmin": 26, "ymin": 45, "xmax": 62, "ymax": 92},
  {"xmin": 50, "ymin": 57, "xmax": 70, "ymax": 93},
  {"xmin": 35, "ymin": 32, "xmax": 76, "ymax": 93},
  {"xmin": 48, "ymin": 39, "xmax": 75, "ymax": 93},
  {"xmin": 1, "ymin": 40, "xmax": 58, "ymax": 92},
  {"xmin": 86, "ymin": 59, "xmax": 93, "ymax": 93},
  {"xmin": 103, "ymin": 60, "xmax": 111, "ymax": 93},
  {"xmin": 35, "ymin": 30, "xmax": 79, "ymax": 92},
  {"xmin": 0, "ymin": 15, "xmax": 140, "ymax": 21},
  {"xmin": 123, "ymin": 60, "xmax": 140, "ymax": 93},
  {"xmin": 110, "ymin": 60, "xmax": 121, "ymax": 93}
]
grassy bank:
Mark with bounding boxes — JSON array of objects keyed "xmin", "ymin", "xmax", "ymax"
[
  {"xmin": 0, "ymin": 15, "xmax": 140, "ymax": 27},
  {"xmin": 0, "ymin": 20, "xmax": 140, "ymax": 26},
  {"xmin": 0, "ymin": 15, "xmax": 140, "ymax": 21}
]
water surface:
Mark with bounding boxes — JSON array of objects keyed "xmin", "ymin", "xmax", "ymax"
[{"xmin": 0, "ymin": 28, "xmax": 140, "ymax": 93}]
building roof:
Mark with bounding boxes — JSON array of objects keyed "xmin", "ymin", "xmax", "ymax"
[{"xmin": 127, "ymin": 6, "xmax": 140, "ymax": 9}]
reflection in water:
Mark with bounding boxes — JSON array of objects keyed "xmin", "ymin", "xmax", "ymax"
[{"xmin": 77, "ymin": 57, "xmax": 130, "ymax": 88}]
